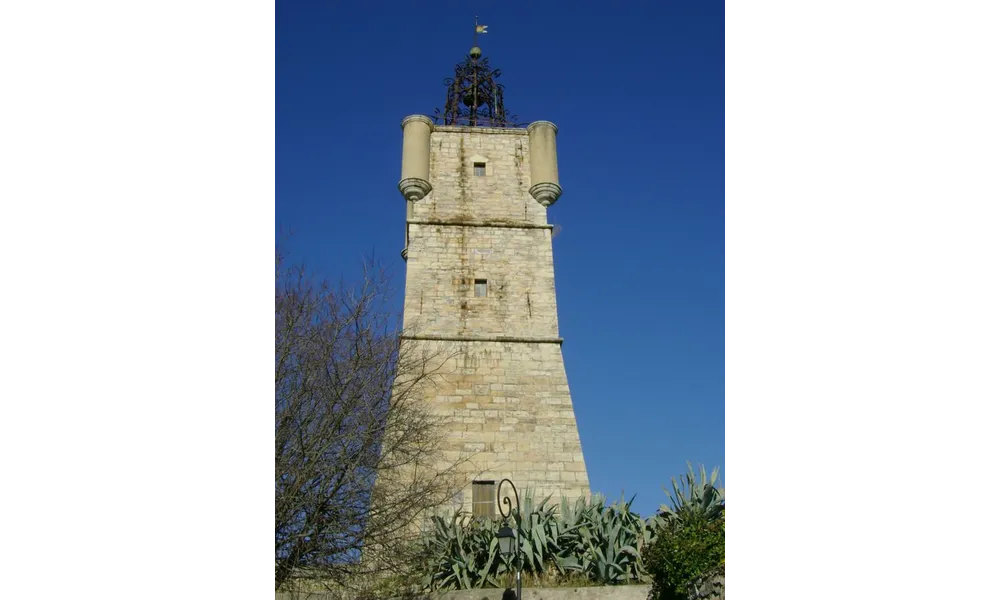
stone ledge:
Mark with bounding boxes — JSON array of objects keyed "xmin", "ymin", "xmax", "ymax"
[
  {"xmin": 433, "ymin": 125, "xmax": 529, "ymax": 135},
  {"xmin": 409, "ymin": 219, "xmax": 553, "ymax": 230},
  {"xmin": 437, "ymin": 585, "xmax": 652, "ymax": 600},
  {"xmin": 277, "ymin": 584, "xmax": 653, "ymax": 600},
  {"xmin": 401, "ymin": 334, "xmax": 564, "ymax": 345}
]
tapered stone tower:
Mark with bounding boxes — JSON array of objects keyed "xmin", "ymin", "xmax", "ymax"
[{"xmin": 396, "ymin": 43, "xmax": 589, "ymax": 516}]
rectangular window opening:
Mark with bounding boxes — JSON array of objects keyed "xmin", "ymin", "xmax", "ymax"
[
  {"xmin": 474, "ymin": 279, "xmax": 488, "ymax": 297},
  {"xmin": 474, "ymin": 162, "xmax": 486, "ymax": 176},
  {"xmin": 472, "ymin": 480, "xmax": 496, "ymax": 518}
]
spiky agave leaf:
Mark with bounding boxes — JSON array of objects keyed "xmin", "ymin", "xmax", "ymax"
[{"xmin": 660, "ymin": 462, "xmax": 725, "ymax": 523}]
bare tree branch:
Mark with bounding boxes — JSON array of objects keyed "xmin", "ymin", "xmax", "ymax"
[{"xmin": 275, "ymin": 253, "xmax": 465, "ymax": 592}]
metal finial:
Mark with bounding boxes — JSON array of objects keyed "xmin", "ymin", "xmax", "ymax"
[{"xmin": 433, "ymin": 17, "xmax": 516, "ymax": 128}]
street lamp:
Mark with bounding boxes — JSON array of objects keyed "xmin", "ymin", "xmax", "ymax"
[
  {"xmin": 496, "ymin": 478, "xmax": 522, "ymax": 600},
  {"xmin": 496, "ymin": 524, "xmax": 516, "ymax": 556}
]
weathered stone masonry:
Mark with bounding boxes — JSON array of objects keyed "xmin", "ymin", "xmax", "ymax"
[{"xmin": 398, "ymin": 117, "xmax": 589, "ymax": 513}]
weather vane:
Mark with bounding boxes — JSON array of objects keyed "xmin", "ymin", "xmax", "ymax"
[{"xmin": 474, "ymin": 15, "xmax": 488, "ymax": 47}]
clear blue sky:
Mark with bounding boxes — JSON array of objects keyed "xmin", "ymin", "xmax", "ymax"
[{"xmin": 277, "ymin": 0, "xmax": 723, "ymax": 517}]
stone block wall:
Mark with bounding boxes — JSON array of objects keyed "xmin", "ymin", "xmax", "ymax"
[{"xmin": 399, "ymin": 123, "xmax": 589, "ymax": 515}]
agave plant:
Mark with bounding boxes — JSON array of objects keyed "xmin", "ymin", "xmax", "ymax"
[
  {"xmin": 420, "ymin": 511, "xmax": 503, "ymax": 590},
  {"xmin": 541, "ymin": 493, "xmax": 659, "ymax": 585},
  {"xmin": 549, "ymin": 495, "xmax": 591, "ymax": 574},
  {"xmin": 508, "ymin": 490, "xmax": 560, "ymax": 575},
  {"xmin": 418, "ymin": 489, "xmax": 671, "ymax": 591},
  {"xmin": 659, "ymin": 463, "xmax": 725, "ymax": 523}
]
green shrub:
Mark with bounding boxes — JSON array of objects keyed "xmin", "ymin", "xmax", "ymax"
[
  {"xmin": 645, "ymin": 463, "xmax": 725, "ymax": 600},
  {"xmin": 643, "ymin": 513, "xmax": 724, "ymax": 600}
]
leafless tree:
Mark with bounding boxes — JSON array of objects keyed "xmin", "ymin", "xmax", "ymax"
[{"xmin": 275, "ymin": 254, "xmax": 463, "ymax": 592}]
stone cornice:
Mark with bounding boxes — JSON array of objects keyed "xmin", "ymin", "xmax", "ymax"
[
  {"xmin": 432, "ymin": 125, "xmax": 529, "ymax": 135},
  {"xmin": 400, "ymin": 333, "xmax": 563, "ymax": 345},
  {"xmin": 401, "ymin": 114, "xmax": 435, "ymax": 130},
  {"xmin": 408, "ymin": 219, "xmax": 553, "ymax": 230},
  {"xmin": 527, "ymin": 120, "xmax": 558, "ymax": 135}
]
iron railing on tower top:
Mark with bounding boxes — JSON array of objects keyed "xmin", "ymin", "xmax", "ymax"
[{"xmin": 433, "ymin": 49, "xmax": 523, "ymax": 128}]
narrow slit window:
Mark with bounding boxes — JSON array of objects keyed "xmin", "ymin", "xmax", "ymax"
[
  {"xmin": 474, "ymin": 162, "xmax": 486, "ymax": 176},
  {"xmin": 474, "ymin": 279, "xmax": 488, "ymax": 297},
  {"xmin": 472, "ymin": 481, "xmax": 495, "ymax": 518}
]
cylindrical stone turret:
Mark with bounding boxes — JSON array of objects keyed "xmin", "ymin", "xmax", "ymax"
[
  {"xmin": 398, "ymin": 115, "xmax": 434, "ymax": 202},
  {"xmin": 527, "ymin": 120, "xmax": 563, "ymax": 207}
]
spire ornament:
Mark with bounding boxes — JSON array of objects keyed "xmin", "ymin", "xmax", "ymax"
[{"xmin": 433, "ymin": 18, "xmax": 518, "ymax": 128}]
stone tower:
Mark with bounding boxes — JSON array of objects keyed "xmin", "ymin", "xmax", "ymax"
[{"xmin": 395, "ymin": 44, "xmax": 589, "ymax": 516}]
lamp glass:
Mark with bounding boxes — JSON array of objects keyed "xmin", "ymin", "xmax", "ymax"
[{"xmin": 497, "ymin": 525, "xmax": 515, "ymax": 556}]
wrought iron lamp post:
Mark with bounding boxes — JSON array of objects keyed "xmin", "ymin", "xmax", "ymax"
[{"xmin": 496, "ymin": 478, "xmax": 522, "ymax": 600}]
